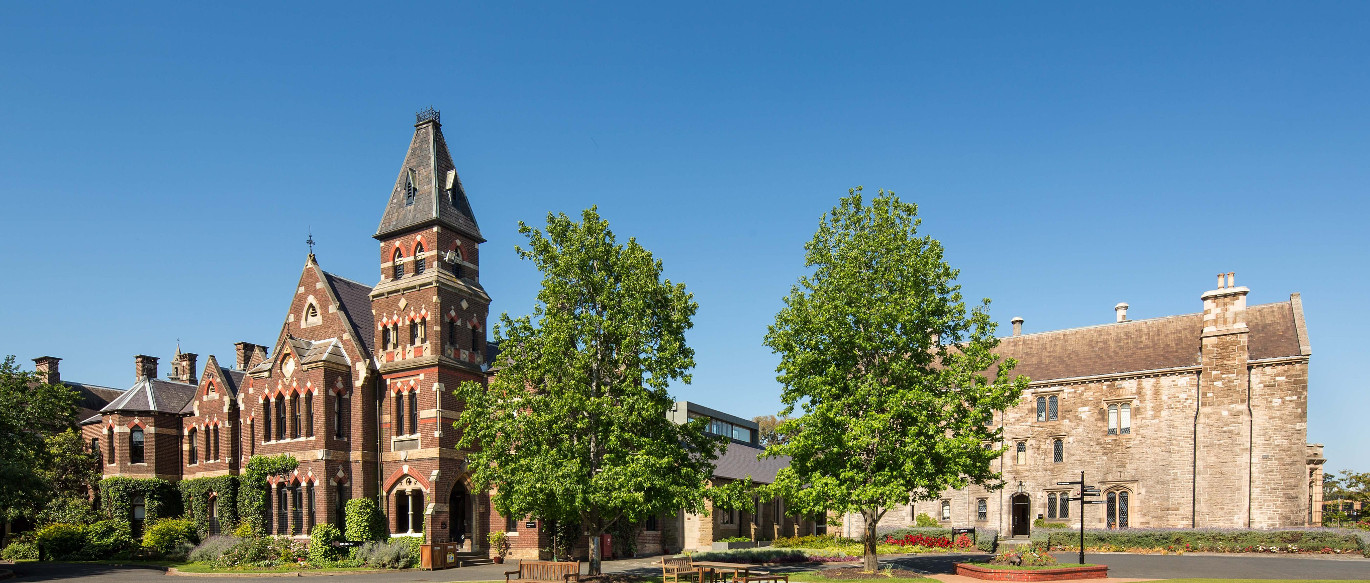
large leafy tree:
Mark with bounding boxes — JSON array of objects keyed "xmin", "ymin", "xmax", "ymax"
[
  {"xmin": 0, "ymin": 356, "xmax": 80, "ymax": 520},
  {"xmin": 455, "ymin": 207, "xmax": 722, "ymax": 574},
  {"xmin": 763, "ymin": 188, "xmax": 1027, "ymax": 571}
]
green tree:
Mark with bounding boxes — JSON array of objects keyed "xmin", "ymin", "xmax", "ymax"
[
  {"xmin": 1323, "ymin": 469, "xmax": 1369, "ymax": 525},
  {"xmin": 0, "ymin": 356, "xmax": 80, "ymax": 520},
  {"xmin": 35, "ymin": 428, "xmax": 101, "ymax": 525},
  {"xmin": 752, "ymin": 415, "xmax": 791, "ymax": 447},
  {"xmin": 455, "ymin": 207, "xmax": 723, "ymax": 575},
  {"xmin": 762, "ymin": 188, "xmax": 1027, "ymax": 571}
]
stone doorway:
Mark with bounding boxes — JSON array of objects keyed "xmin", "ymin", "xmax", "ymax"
[
  {"xmin": 1011, "ymin": 494, "xmax": 1031, "ymax": 536},
  {"xmin": 450, "ymin": 483, "xmax": 470, "ymax": 549}
]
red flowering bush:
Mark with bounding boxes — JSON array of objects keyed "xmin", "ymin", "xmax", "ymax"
[{"xmin": 882, "ymin": 533, "xmax": 975, "ymax": 549}]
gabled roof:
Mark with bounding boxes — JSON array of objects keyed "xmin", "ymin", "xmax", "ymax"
[
  {"xmin": 179, "ymin": 363, "xmax": 247, "ymax": 414},
  {"xmin": 65, "ymin": 381, "xmax": 125, "ymax": 421},
  {"xmin": 374, "ymin": 116, "xmax": 482, "ymax": 241},
  {"xmin": 101, "ymin": 377, "xmax": 197, "ymax": 414},
  {"xmin": 322, "ymin": 270, "xmax": 375, "ymax": 357},
  {"xmin": 287, "ymin": 337, "xmax": 351, "ymax": 367},
  {"xmin": 712, "ymin": 442, "xmax": 790, "ymax": 484},
  {"xmin": 995, "ymin": 300, "xmax": 1305, "ymax": 382}
]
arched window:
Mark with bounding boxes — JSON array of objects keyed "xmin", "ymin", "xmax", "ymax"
[
  {"xmin": 188, "ymin": 428, "xmax": 198, "ymax": 465},
  {"xmin": 334, "ymin": 392, "xmax": 346, "ymax": 439},
  {"xmin": 106, "ymin": 426, "xmax": 115, "ymax": 464},
  {"xmin": 304, "ymin": 302, "xmax": 320, "ymax": 326},
  {"xmin": 305, "ymin": 392, "xmax": 314, "ymax": 438},
  {"xmin": 291, "ymin": 485, "xmax": 303, "ymax": 535},
  {"xmin": 1059, "ymin": 492, "xmax": 1069, "ymax": 518},
  {"xmin": 448, "ymin": 319, "xmax": 458, "ymax": 346},
  {"xmin": 249, "ymin": 419, "xmax": 256, "ymax": 453},
  {"xmin": 1053, "ymin": 438, "xmax": 1063, "ymax": 463},
  {"xmin": 334, "ymin": 482, "xmax": 349, "ymax": 528},
  {"xmin": 977, "ymin": 498, "xmax": 988, "ymax": 520},
  {"xmin": 290, "ymin": 394, "xmax": 301, "ymax": 438},
  {"xmin": 408, "ymin": 391, "xmax": 418, "ymax": 434},
  {"xmin": 1106, "ymin": 492, "xmax": 1117, "ymax": 529},
  {"xmin": 940, "ymin": 499, "xmax": 951, "ymax": 521},
  {"xmin": 471, "ymin": 326, "xmax": 481, "ymax": 354},
  {"xmin": 306, "ymin": 482, "xmax": 316, "ymax": 534},
  {"xmin": 1036, "ymin": 397, "xmax": 1046, "ymax": 422},
  {"xmin": 276, "ymin": 483, "xmax": 288, "ymax": 535},
  {"xmin": 1015, "ymin": 441, "xmax": 1026, "ymax": 465},
  {"xmin": 1120, "ymin": 403, "xmax": 1132, "ymax": 434},
  {"xmin": 450, "ymin": 247, "xmax": 464, "ymax": 278},
  {"xmin": 413, "ymin": 243, "xmax": 425, "ymax": 275},
  {"xmin": 1048, "ymin": 395, "xmax": 1059, "ymax": 420},
  {"xmin": 203, "ymin": 426, "xmax": 211, "ymax": 461},
  {"xmin": 208, "ymin": 495, "xmax": 220, "ymax": 535},
  {"xmin": 392, "ymin": 249, "xmax": 405, "ymax": 280},
  {"xmin": 381, "ymin": 326, "xmax": 391, "ymax": 351},
  {"xmin": 394, "ymin": 391, "xmax": 405, "ymax": 436},
  {"xmin": 409, "ymin": 319, "xmax": 419, "ymax": 345},
  {"xmin": 1048, "ymin": 493, "xmax": 1058, "ymax": 519},
  {"xmin": 212, "ymin": 425, "xmax": 220, "ymax": 460},
  {"xmin": 129, "ymin": 427, "xmax": 145, "ymax": 464},
  {"xmin": 275, "ymin": 395, "xmax": 286, "ymax": 441}
]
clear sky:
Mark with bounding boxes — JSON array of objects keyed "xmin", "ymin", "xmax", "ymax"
[{"xmin": 1, "ymin": 2, "xmax": 1366, "ymax": 471}]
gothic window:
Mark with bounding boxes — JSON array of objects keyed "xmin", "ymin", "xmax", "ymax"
[
  {"xmin": 1048, "ymin": 493, "xmax": 1058, "ymax": 519},
  {"xmin": 404, "ymin": 172, "xmax": 416, "ymax": 206},
  {"xmin": 277, "ymin": 483, "xmax": 288, "ymax": 535},
  {"xmin": 106, "ymin": 426, "xmax": 115, "ymax": 464},
  {"xmin": 212, "ymin": 425, "xmax": 220, "ymax": 461},
  {"xmin": 407, "ymin": 391, "xmax": 418, "ymax": 435},
  {"xmin": 92, "ymin": 437, "xmax": 101, "ymax": 465},
  {"xmin": 305, "ymin": 393, "xmax": 314, "ymax": 437},
  {"xmin": 334, "ymin": 482, "xmax": 349, "ymax": 528},
  {"xmin": 1048, "ymin": 395, "xmax": 1059, "ymax": 420},
  {"xmin": 394, "ymin": 392, "xmax": 405, "ymax": 437},
  {"xmin": 275, "ymin": 396, "xmax": 286, "ymax": 441},
  {"xmin": 413, "ymin": 243, "xmax": 425, "ymax": 275},
  {"xmin": 393, "ymin": 249, "xmax": 405, "ymax": 280},
  {"xmin": 448, "ymin": 319, "xmax": 458, "ymax": 346},
  {"xmin": 1036, "ymin": 397, "xmax": 1046, "ymax": 422},
  {"xmin": 188, "ymin": 428, "xmax": 198, "ymax": 465},
  {"xmin": 129, "ymin": 427, "xmax": 145, "ymax": 464},
  {"xmin": 306, "ymin": 482, "xmax": 316, "ymax": 534},
  {"xmin": 291, "ymin": 486, "xmax": 304, "ymax": 535},
  {"xmin": 940, "ymin": 499, "xmax": 951, "ymax": 521},
  {"xmin": 410, "ymin": 320, "xmax": 419, "ymax": 345},
  {"xmin": 1059, "ymin": 491, "xmax": 1069, "ymax": 518},
  {"xmin": 1015, "ymin": 441, "xmax": 1026, "ymax": 465},
  {"xmin": 1106, "ymin": 491, "xmax": 1124, "ymax": 529},
  {"xmin": 290, "ymin": 394, "xmax": 301, "ymax": 439},
  {"xmin": 1120, "ymin": 403, "xmax": 1132, "ymax": 434},
  {"xmin": 304, "ymin": 302, "xmax": 321, "ymax": 327},
  {"xmin": 334, "ymin": 393, "xmax": 346, "ymax": 439},
  {"xmin": 1108, "ymin": 404, "xmax": 1118, "ymax": 435},
  {"xmin": 249, "ymin": 419, "xmax": 256, "ymax": 454},
  {"xmin": 263, "ymin": 403, "xmax": 272, "ymax": 442},
  {"xmin": 381, "ymin": 326, "xmax": 391, "ymax": 351},
  {"xmin": 1053, "ymin": 438, "xmax": 1063, "ymax": 463},
  {"xmin": 1113, "ymin": 491, "xmax": 1130, "ymax": 528},
  {"xmin": 977, "ymin": 498, "xmax": 987, "ymax": 521},
  {"xmin": 471, "ymin": 326, "xmax": 481, "ymax": 354}
]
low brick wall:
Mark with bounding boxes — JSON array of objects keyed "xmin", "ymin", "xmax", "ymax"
[{"xmin": 954, "ymin": 563, "xmax": 1108, "ymax": 581}]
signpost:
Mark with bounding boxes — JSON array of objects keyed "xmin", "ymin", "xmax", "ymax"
[{"xmin": 1057, "ymin": 471, "xmax": 1104, "ymax": 565}]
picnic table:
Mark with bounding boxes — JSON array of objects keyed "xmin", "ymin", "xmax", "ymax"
[{"xmin": 690, "ymin": 560, "xmax": 756, "ymax": 583}]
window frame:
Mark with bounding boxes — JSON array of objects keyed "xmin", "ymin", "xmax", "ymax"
[
  {"xmin": 129, "ymin": 427, "xmax": 145, "ymax": 464},
  {"xmin": 976, "ymin": 498, "xmax": 988, "ymax": 521},
  {"xmin": 1048, "ymin": 395, "xmax": 1059, "ymax": 420},
  {"xmin": 940, "ymin": 499, "xmax": 951, "ymax": 521},
  {"xmin": 188, "ymin": 427, "xmax": 198, "ymax": 465},
  {"xmin": 1015, "ymin": 441, "xmax": 1026, "ymax": 465},
  {"xmin": 407, "ymin": 391, "xmax": 418, "ymax": 436},
  {"xmin": 1053, "ymin": 438, "xmax": 1064, "ymax": 463},
  {"xmin": 1036, "ymin": 396, "xmax": 1046, "ymax": 421},
  {"xmin": 392, "ymin": 249, "xmax": 405, "ymax": 280},
  {"xmin": 413, "ymin": 244, "xmax": 425, "ymax": 275},
  {"xmin": 305, "ymin": 392, "xmax": 314, "ymax": 438}
]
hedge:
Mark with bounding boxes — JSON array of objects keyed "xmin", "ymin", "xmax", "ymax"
[
  {"xmin": 98, "ymin": 476, "xmax": 181, "ymax": 525},
  {"xmin": 237, "ymin": 454, "xmax": 298, "ymax": 534},
  {"xmin": 1033, "ymin": 528, "xmax": 1368, "ymax": 556},
  {"xmin": 142, "ymin": 518, "xmax": 200, "ymax": 558},
  {"xmin": 346, "ymin": 498, "xmax": 388, "ymax": 542},
  {"xmin": 179, "ymin": 475, "xmax": 239, "ymax": 538}
]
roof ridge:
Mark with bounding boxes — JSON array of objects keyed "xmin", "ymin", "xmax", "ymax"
[
  {"xmin": 1002, "ymin": 300, "xmax": 1290, "ymax": 340},
  {"xmin": 322, "ymin": 270, "xmax": 371, "ymax": 290}
]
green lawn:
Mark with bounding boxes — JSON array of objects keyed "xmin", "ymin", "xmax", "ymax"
[
  {"xmin": 1158, "ymin": 580, "xmax": 1368, "ymax": 583},
  {"xmin": 787, "ymin": 570, "xmax": 939, "ymax": 583}
]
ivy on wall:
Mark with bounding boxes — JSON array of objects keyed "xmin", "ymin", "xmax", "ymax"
[
  {"xmin": 178, "ymin": 476, "xmax": 239, "ymax": 538},
  {"xmin": 98, "ymin": 476, "xmax": 181, "ymax": 525},
  {"xmin": 237, "ymin": 454, "xmax": 299, "ymax": 534}
]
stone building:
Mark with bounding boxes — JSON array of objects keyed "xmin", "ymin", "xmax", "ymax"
[{"xmin": 846, "ymin": 275, "xmax": 1323, "ymax": 537}]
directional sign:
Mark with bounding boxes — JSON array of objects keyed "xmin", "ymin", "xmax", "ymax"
[
  {"xmin": 1083, "ymin": 500, "xmax": 1106, "ymax": 505},
  {"xmin": 1056, "ymin": 481, "xmax": 1083, "ymax": 486}
]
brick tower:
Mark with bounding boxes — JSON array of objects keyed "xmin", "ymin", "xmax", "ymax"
[{"xmin": 370, "ymin": 108, "xmax": 491, "ymax": 547}]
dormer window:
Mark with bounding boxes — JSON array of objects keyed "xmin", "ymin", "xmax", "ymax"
[
  {"xmin": 393, "ymin": 249, "xmax": 405, "ymax": 280},
  {"xmin": 403, "ymin": 170, "xmax": 417, "ymax": 206}
]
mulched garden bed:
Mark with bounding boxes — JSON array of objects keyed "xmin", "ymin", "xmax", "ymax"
[{"xmin": 819, "ymin": 567, "xmax": 928, "ymax": 579}]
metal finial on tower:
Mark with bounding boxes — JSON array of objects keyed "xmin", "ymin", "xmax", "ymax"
[
  {"xmin": 306, "ymin": 229, "xmax": 316, "ymax": 254},
  {"xmin": 416, "ymin": 106, "xmax": 440, "ymax": 124}
]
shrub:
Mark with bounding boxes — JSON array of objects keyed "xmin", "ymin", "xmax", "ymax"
[
  {"xmin": 1034, "ymin": 528, "xmax": 1365, "ymax": 555},
  {"xmin": 0, "ymin": 540, "xmax": 38, "ymax": 560},
  {"xmin": 188, "ymin": 535, "xmax": 240, "ymax": 563},
  {"xmin": 99, "ymin": 476, "xmax": 181, "ymax": 525},
  {"xmin": 773, "ymin": 534, "xmax": 844, "ymax": 549},
  {"xmin": 86, "ymin": 520, "xmax": 136, "ymax": 558},
  {"xmin": 142, "ymin": 518, "xmax": 200, "ymax": 559},
  {"xmin": 345, "ymin": 498, "xmax": 387, "ymax": 542},
  {"xmin": 975, "ymin": 529, "xmax": 999, "ymax": 553},
  {"xmin": 689, "ymin": 548, "xmax": 839, "ymax": 563},
  {"xmin": 915, "ymin": 512, "xmax": 939, "ymax": 527},
  {"xmin": 35, "ymin": 523, "xmax": 87, "ymax": 560},
  {"xmin": 1033, "ymin": 518, "xmax": 1069, "ymax": 529},
  {"xmin": 880, "ymin": 526, "xmax": 952, "ymax": 538},
  {"xmin": 232, "ymin": 521, "xmax": 255, "ymax": 538},
  {"xmin": 991, "ymin": 548, "xmax": 1057, "ymax": 566},
  {"xmin": 353, "ymin": 539, "xmax": 419, "ymax": 569},
  {"xmin": 488, "ymin": 530, "xmax": 511, "ymax": 558},
  {"xmin": 883, "ymin": 532, "xmax": 973, "ymax": 549},
  {"xmin": 37, "ymin": 496, "xmax": 98, "ymax": 526},
  {"xmin": 717, "ymin": 536, "xmax": 752, "ymax": 543},
  {"xmin": 308, "ymin": 523, "xmax": 346, "ymax": 564}
]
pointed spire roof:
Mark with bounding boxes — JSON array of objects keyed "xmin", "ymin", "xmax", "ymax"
[{"xmin": 375, "ymin": 108, "xmax": 482, "ymax": 241}]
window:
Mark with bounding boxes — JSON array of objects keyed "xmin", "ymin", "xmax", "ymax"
[
  {"xmin": 106, "ymin": 427, "xmax": 115, "ymax": 464},
  {"xmin": 275, "ymin": 396, "xmax": 286, "ymax": 441},
  {"xmin": 1036, "ymin": 396, "xmax": 1046, "ymax": 421},
  {"xmin": 291, "ymin": 394, "xmax": 301, "ymax": 439},
  {"xmin": 448, "ymin": 320, "xmax": 458, "ymax": 346},
  {"xmin": 394, "ymin": 392, "xmax": 405, "ymax": 436},
  {"xmin": 291, "ymin": 486, "xmax": 303, "ymax": 535},
  {"xmin": 1106, "ymin": 492, "xmax": 1116, "ymax": 529},
  {"xmin": 1015, "ymin": 441, "xmax": 1026, "ymax": 465},
  {"xmin": 305, "ymin": 393, "xmax": 314, "ymax": 437},
  {"xmin": 1048, "ymin": 493, "xmax": 1058, "ymax": 519},
  {"xmin": 407, "ymin": 391, "xmax": 418, "ymax": 435},
  {"xmin": 1120, "ymin": 403, "xmax": 1131, "ymax": 434},
  {"xmin": 1053, "ymin": 438, "xmax": 1063, "ymax": 463},
  {"xmin": 1048, "ymin": 395, "xmax": 1059, "ymax": 420},
  {"xmin": 470, "ymin": 327, "xmax": 480, "ymax": 353},
  {"xmin": 263, "ymin": 403, "xmax": 272, "ymax": 442},
  {"xmin": 129, "ymin": 427, "xmax": 145, "ymax": 464},
  {"xmin": 213, "ymin": 425, "xmax": 220, "ymax": 461},
  {"xmin": 334, "ymin": 483, "xmax": 349, "ymax": 528},
  {"xmin": 506, "ymin": 515, "xmax": 518, "ymax": 532},
  {"xmin": 334, "ymin": 393, "xmax": 345, "ymax": 439},
  {"xmin": 92, "ymin": 437, "xmax": 101, "ymax": 465},
  {"xmin": 977, "ymin": 498, "xmax": 987, "ymax": 521},
  {"xmin": 733, "ymin": 425, "xmax": 753, "ymax": 443},
  {"xmin": 393, "ymin": 249, "xmax": 405, "ymax": 280},
  {"xmin": 404, "ymin": 172, "xmax": 416, "ymax": 206},
  {"xmin": 306, "ymin": 482, "xmax": 316, "ymax": 534},
  {"xmin": 940, "ymin": 500, "xmax": 951, "ymax": 521},
  {"xmin": 413, "ymin": 244, "xmax": 425, "ymax": 275},
  {"xmin": 1108, "ymin": 404, "xmax": 1118, "ymax": 435},
  {"xmin": 382, "ymin": 326, "xmax": 391, "ymax": 351},
  {"xmin": 646, "ymin": 514, "xmax": 659, "ymax": 531},
  {"xmin": 1059, "ymin": 492, "xmax": 1069, "ymax": 518},
  {"xmin": 188, "ymin": 428, "xmax": 198, "ymax": 464},
  {"xmin": 131, "ymin": 495, "xmax": 146, "ymax": 538},
  {"xmin": 277, "ymin": 484, "xmax": 288, "ymax": 535},
  {"xmin": 249, "ymin": 419, "xmax": 256, "ymax": 455},
  {"xmin": 304, "ymin": 303, "xmax": 320, "ymax": 326},
  {"xmin": 1118, "ymin": 491, "xmax": 1129, "ymax": 528}
]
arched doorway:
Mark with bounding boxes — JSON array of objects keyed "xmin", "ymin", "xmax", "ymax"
[
  {"xmin": 1011, "ymin": 494, "xmax": 1031, "ymax": 537},
  {"xmin": 450, "ymin": 483, "xmax": 470, "ymax": 547},
  {"xmin": 208, "ymin": 495, "xmax": 219, "ymax": 535}
]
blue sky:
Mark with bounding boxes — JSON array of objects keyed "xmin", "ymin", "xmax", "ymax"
[{"xmin": 1, "ymin": 2, "xmax": 1366, "ymax": 471}]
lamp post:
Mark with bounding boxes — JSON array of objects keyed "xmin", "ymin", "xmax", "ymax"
[{"xmin": 1057, "ymin": 472, "xmax": 1102, "ymax": 565}]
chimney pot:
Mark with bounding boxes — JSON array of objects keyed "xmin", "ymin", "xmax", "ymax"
[
  {"xmin": 32, "ymin": 356, "xmax": 61, "ymax": 384},
  {"xmin": 1227, "ymin": 272, "xmax": 1235, "ymax": 288},
  {"xmin": 1010, "ymin": 317, "xmax": 1024, "ymax": 336},
  {"xmin": 134, "ymin": 355, "xmax": 159, "ymax": 381},
  {"xmin": 1218, "ymin": 273, "xmax": 1225, "ymax": 289},
  {"xmin": 1115, "ymin": 302, "xmax": 1130, "ymax": 323}
]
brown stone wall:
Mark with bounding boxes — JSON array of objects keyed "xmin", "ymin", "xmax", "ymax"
[{"xmin": 1249, "ymin": 360, "xmax": 1311, "ymax": 528}]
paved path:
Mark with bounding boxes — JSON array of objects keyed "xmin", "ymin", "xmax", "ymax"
[{"xmin": 4, "ymin": 552, "xmax": 1369, "ymax": 582}]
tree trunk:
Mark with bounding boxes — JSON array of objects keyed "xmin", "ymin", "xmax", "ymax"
[
  {"xmin": 588, "ymin": 531, "xmax": 602, "ymax": 575},
  {"xmin": 863, "ymin": 511, "xmax": 879, "ymax": 573}
]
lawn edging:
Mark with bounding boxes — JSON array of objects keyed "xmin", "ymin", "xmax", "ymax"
[{"xmin": 954, "ymin": 562, "xmax": 1108, "ymax": 581}]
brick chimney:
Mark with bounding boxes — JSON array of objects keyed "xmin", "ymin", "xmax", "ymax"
[
  {"xmin": 1010, "ymin": 317, "xmax": 1023, "ymax": 336},
  {"xmin": 235, "ymin": 342, "xmax": 269, "ymax": 370},
  {"xmin": 32, "ymin": 356, "xmax": 61, "ymax": 384},
  {"xmin": 172, "ymin": 351, "xmax": 198, "ymax": 384},
  {"xmin": 135, "ymin": 355, "xmax": 159, "ymax": 381},
  {"xmin": 1114, "ymin": 302, "xmax": 1129, "ymax": 322}
]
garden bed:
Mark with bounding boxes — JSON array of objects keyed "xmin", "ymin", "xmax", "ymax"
[
  {"xmin": 1031, "ymin": 528, "xmax": 1369, "ymax": 557},
  {"xmin": 955, "ymin": 563, "xmax": 1107, "ymax": 581}
]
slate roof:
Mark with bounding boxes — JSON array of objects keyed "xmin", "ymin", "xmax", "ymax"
[
  {"xmin": 322, "ymin": 270, "xmax": 375, "ymax": 357},
  {"xmin": 177, "ymin": 366, "xmax": 248, "ymax": 414},
  {"xmin": 102, "ymin": 377, "xmax": 197, "ymax": 414},
  {"xmin": 712, "ymin": 441, "xmax": 790, "ymax": 484},
  {"xmin": 80, "ymin": 414, "xmax": 102, "ymax": 425},
  {"xmin": 996, "ymin": 301, "xmax": 1305, "ymax": 382},
  {"xmin": 374, "ymin": 118, "xmax": 482, "ymax": 241},
  {"xmin": 66, "ymin": 381, "xmax": 125, "ymax": 421}
]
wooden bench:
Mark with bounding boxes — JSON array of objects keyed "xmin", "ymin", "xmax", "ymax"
[
  {"xmin": 661, "ymin": 556, "xmax": 708, "ymax": 583},
  {"xmin": 740, "ymin": 574, "xmax": 788, "ymax": 583},
  {"xmin": 505, "ymin": 560, "xmax": 582, "ymax": 583}
]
